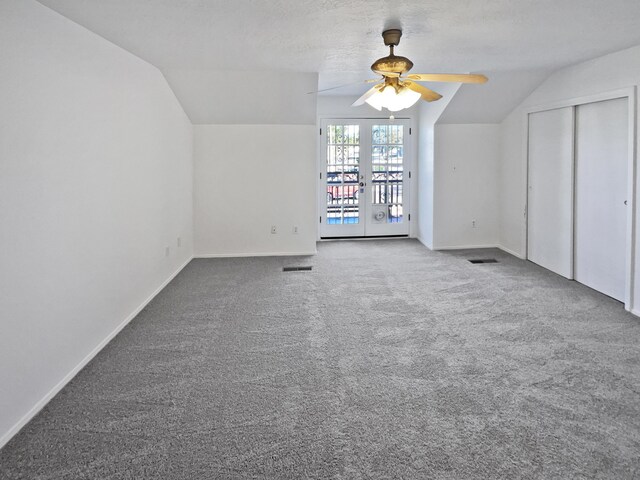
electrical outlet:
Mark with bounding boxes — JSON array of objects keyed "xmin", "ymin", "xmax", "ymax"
[
  {"xmin": 165, "ymin": 246, "xmax": 170, "ymax": 257},
  {"xmin": 293, "ymin": 226, "xmax": 299, "ymax": 234},
  {"xmin": 177, "ymin": 237, "xmax": 181, "ymax": 247},
  {"xmin": 271, "ymin": 225, "xmax": 277, "ymax": 234},
  {"xmin": 472, "ymin": 220, "xmax": 476, "ymax": 228}
]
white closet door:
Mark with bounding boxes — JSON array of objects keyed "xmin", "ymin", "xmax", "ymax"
[
  {"xmin": 527, "ymin": 107, "xmax": 574, "ymax": 278},
  {"xmin": 574, "ymin": 98, "xmax": 628, "ymax": 301}
]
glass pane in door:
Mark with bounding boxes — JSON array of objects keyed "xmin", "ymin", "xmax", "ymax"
[
  {"xmin": 326, "ymin": 124, "xmax": 360, "ymax": 224},
  {"xmin": 371, "ymin": 124, "xmax": 404, "ymax": 223}
]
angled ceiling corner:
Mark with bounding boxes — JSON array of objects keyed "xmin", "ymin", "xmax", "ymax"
[
  {"xmin": 419, "ymin": 83, "xmax": 463, "ymax": 125},
  {"xmin": 161, "ymin": 69, "xmax": 319, "ymax": 125},
  {"xmin": 436, "ymin": 69, "xmax": 553, "ymax": 124}
]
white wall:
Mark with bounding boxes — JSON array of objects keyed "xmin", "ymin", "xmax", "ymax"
[
  {"xmin": 194, "ymin": 125, "xmax": 317, "ymax": 256},
  {"xmin": 415, "ymin": 84, "xmax": 461, "ymax": 248},
  {"xmin": 433, "ymin": 124, "xmax": 500, "ymax": 248},
  {"xmin": 0, "ymin": 0, "xmax": 193, "ymax": 446},
  {"xmin": 191, "ymin": 73, "xmax": 318, "ymax": 257},
  {"xmin": 416, "ymin": 104, "xmax": 436, "ymax": 247},
  {"xmin": 499, "ymin": 44, "xmax": 640, "ymax": 257},
  {"xmin": 498, "ymin": 112, "xmax": 526, "ymax": 256}
]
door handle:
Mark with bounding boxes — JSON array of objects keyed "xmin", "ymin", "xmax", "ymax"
[
  {"xmin": 624, "ymin": 200, "xmax": 628, "ymax": 205},
  {"xmin": 359, "ymin": 182, "xmax": 365, "ymax": 187}
]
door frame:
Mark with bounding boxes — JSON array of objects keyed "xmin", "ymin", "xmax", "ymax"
[
  {"xmin": 523, "ymin": 87, "xmax": 637, "ymax": 310},
  {"xmin": 317, "ymin": 117, "xmax": 415, "ymax": 240}
]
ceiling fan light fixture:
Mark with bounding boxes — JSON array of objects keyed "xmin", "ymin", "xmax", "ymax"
[
  {"xmin": 364, "ymin": 87, "xmax": 386, "ymax": 111},
  {"xmin": 365, "ymin": 85, "xmax": 420, "ymax": 112},
  {"xmin": 394, "ymin": 86, "xmax": 421, "ymax": 110}
]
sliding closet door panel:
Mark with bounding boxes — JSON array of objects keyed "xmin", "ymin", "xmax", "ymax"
[
  {"xmin": 574, "ymin": 98, "xmax": 628, "ymax": 301},
  {"xmin": 527, "ymin": 107, "xmax": 574, "ymax": 278}
]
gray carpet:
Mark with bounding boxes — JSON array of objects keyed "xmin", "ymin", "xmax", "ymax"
[{"xmin": 1, "ymin": 239, "xmax": 640, "ymax": 479}]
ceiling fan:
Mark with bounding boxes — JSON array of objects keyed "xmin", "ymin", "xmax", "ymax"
[{"xmin": 352, "ymin": 29, "xmax": 488, "ymax": 112}]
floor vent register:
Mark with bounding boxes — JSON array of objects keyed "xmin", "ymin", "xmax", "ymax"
[{"xmin": 283, "ymin": 266, "xmax": 313, "ymax": 272}]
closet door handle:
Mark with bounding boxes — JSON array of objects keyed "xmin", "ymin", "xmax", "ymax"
[{"xmin": 624, "ymin": 200, "xmax": 628, "ymax": 205}]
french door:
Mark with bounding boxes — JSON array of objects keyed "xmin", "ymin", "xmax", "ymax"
[{"xmin": 319, "ymin": 118, "xmax": 411, "ymax": 238}]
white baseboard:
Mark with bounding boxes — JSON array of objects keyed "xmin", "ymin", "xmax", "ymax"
[
  {"xmin": 497, "ymin": 244, "xmax": 527, "ymax": 259},
  {"xmin": 195, "ymin": 251, "xmax": 317, "ymax": 258},
  {"xmin": 0, "ymin": 256, "xmax": 194, "ymax": 450},
  {"xmin": 434, "ymin": 244, "xmax": 500, "ymax": 251}
]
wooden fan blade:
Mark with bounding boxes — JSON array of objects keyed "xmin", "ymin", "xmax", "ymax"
[
  {"xmin": 406, "ymin": 73, "xmax": 488, "ymax": 84},
  {"xmin": 404, "ymin": 81, "xmax": 442, "ymax": 102},
  {"xmin": 307, "ymin": 80, "xmax": 372, "ymax": 94},
  {"xmin": 352, "ymin": 84, "xmax": 383, "ymax": 106}
]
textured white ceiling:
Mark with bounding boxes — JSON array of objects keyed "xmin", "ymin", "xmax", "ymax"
[
  {"xmin": 35, "ymin": 0, "xmax": 640, "ymax": 121},
  {"xmin": 36, "ymin": 0, "xmax": 640, "ymax": 89}
]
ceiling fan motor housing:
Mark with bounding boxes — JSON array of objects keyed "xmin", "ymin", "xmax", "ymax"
[
  {"xmin": 371, "ymin": 55, "xmax": 414, "ymax": 75},
  {"xmin": 372, "ymin": 29, "xmax": 414, "ymax": 75}
]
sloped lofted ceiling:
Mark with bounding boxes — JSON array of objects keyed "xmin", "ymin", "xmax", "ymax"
[
  {"xmin": 36, "ymin": 0, "xmax": 640, "ymax": 123},
  {"xmin": 437, "ymin": 69, "xmax": 552, "ymax": 124}
]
